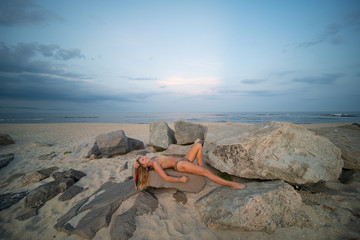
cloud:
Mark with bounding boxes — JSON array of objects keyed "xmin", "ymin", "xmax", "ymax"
[
  {"xmin": 0, "ymin": 0, "xmax": 61, "ymax": 26},
  {"xmin": 0, "ymin": 42, "xmax": 85, "ymax": 74},
  {"xmin": 157, "ymin": 76, "xmax": 220, "ymax": 95},
  {"xmin": 0, "ymin": 42, "xmax": 144, "ymax": 104},
  {"xmin": 121, "ymin": 76, "xmax": 157, "ymax": 81},
  {"xmin": 293, "ymin": 73, "xmax": 344, "ymax": 85},
  {"xmin": 297, "ymin": 10, "xmax": 360, "ymax": 48},
  {"xmin": 241, "ymin": 79, "xmax": 266, "ymax": 84}
]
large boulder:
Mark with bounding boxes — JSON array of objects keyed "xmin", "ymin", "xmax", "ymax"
[
  {"xmin": 69, "ymin": 130, "xmax": 145, "ymax": 159},
  {"xmin": 149, "ymin": 121, "xmax": 176, "ymax": 150},
  {"xmin": 204, "ymin": 122, "xmax": 343, "ymax": 184},
  {"xmin": 310, "ymin": 124, "xmax": 360, "ymax": 170},
  {"xmin": 195, "ymin": 180, "xmax": 310, "ymax": 233},
  {"xmin": 110, "ymin": 190, "xmax": 158, "ymax": 240},
  {"xmin": 22, "ymin": 166, "xmax": 59, "ymax": 186},
  {"xmin": 174, "ymin": 121, "xmax": 207, "ymax": 145},
  {"xmin": 162, "ymin": 144, "xmax": 193, "ymax": 157},
  {"xmin": 0, "ymin": 134, "xmax": 15, "ymax": 146}
]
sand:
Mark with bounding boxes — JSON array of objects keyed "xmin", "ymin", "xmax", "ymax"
[{"xmin": 0, "ymin": 122, "xmax": 359, "ymax": 240}]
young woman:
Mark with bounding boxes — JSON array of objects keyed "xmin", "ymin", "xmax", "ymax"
[{"xmin": 134, "ymin": 142, "xmax": 246, "ymax": 191}]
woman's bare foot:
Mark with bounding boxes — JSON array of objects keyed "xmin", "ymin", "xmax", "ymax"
[{"xmin": 230, "ymin": 182, "xmax": 246, "ymax": 190}]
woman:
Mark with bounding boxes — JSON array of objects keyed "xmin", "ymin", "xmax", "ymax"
[{"xmin": 134, "ymin": 142, "xmax": 246, "ymax": 191}]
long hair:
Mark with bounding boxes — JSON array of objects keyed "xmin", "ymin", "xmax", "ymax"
[{"xmin": 134, "ymin": 154, "xmax": 150, "ymax": 191}]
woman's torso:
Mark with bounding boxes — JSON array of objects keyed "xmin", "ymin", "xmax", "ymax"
[{"xmin": 152, "ymin": 155, "xmax": 183, "ymax": 169}]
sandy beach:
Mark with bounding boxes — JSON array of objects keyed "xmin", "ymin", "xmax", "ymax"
[{"xmin": 0, "ymin": 122, "xmax": 359, "ymax": 240}]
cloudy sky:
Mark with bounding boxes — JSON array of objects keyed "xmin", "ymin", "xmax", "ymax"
[{"xmin": 1, "ymin": 0, "xmax": 359, "ymax": 113}]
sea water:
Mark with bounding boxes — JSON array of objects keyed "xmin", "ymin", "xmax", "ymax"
[{"xmin": 0, "ymin": 112, "xmax": 360, "ymax": 124}]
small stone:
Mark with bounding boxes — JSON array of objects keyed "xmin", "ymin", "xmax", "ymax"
[
  {"xmin": 173, "ymin": 190, "xmax": 187, "ymax": 205},
  {"xmin": 0, "ymin": 134, "xmax": 15, "ymax": 146}
]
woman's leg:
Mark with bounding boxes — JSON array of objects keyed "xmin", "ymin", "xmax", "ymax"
[
  {"xmin": 176, "ymin": 161, "xmax": 246, "ymax": 189},
  {"xmin": 184, "ymin": 143, "xmax": 203, "ymax": 167}
]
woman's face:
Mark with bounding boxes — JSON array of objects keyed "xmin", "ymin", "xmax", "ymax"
[{"xmin": 137, "ymin": 156, "xmax": 150, "ymax": 167}]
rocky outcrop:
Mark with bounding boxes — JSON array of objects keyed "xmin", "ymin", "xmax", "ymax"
[
  {"xmin": 204, "ymin": 121, "xmax": 343, "ymax": 184},
  {"xmin": 310, "ymin": 124, "xmax": 360, "ymax": 170},
  {"xmin": 38, "ymin": 151, "xmax": 57, "ymax": 160},
  {"xmin": 25, "ymin": 178, "xmax": 74, "ymax": 208},
  {"xmin": 22, "ymin": 166, "xmax": 59, "ymax": 186},
  {"xmin": 147, "ymin": 169, "xmax": 206, "ymax": 193},
  {"xmin": 0, "ymin": 134, "xmax": 15, "ymax": 146},
  {"xmin": 162, "ymin": 144, "xmax": 193, "ymax": 156},
  {"xmin": 68, "ymin": 130, "xmax": 145, "ymax": 159},
  {"xmin": 58, "ymin": 185, "xmax": 84, "ymax": 201},
  {"xmin": 110, "ymin": 190, "xmax": 158, "ymax": 240},
  {"xmin": 0, "ymin": 153, "xmax": 15, "ymax": 169},
  {"xmin": 51, "ymin": 169, "xmax": 87, "ymax": 182},
  {"xmin": 0, "ymin": 191, "xmax": 29, "ymax": 211},
  {"xmin": 55, "ymin": 180, "xmax": 137, "ymax": 239},
  {"xmin": 174, "ymin": 121, "xmax": 207, "ymax": 145},
  {"xmin": 195, "ymin": 180, "xmax": 310, "ymax": 233},
  {"xmin": 149, "ymin": 121, "xmax": 176, "ymax": 150}
]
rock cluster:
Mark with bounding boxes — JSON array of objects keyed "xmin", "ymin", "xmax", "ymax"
[
  {"xmin": 0, "ymin": 153, "xmax": 15, "ymax": 169},
  {"xmin": 149, "ymin": 121, "xmax": 207, "ymax": 150},
  {"xmin": 69, "ymin": 130, "xmax": 145, "ymax": 159},
  {"xmin": 204, "ymin": 121, "xmax": 343, "ymax": 184}
]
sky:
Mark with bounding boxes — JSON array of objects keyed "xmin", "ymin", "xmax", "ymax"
[{"xmin": 0, "ymin": 0, "xmax": 360, "ymax": 113}]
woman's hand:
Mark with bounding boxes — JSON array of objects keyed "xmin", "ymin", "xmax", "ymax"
[{"xmin": 179, "ymin": 176, "xmax": 189, "ymax": 183}]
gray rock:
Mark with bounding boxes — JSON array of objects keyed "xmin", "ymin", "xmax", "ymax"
[
  {"xmin": 110, "ymin": 190, "xmax": 158, "ymax": 240},
  {"xmin": 96, "ymin": 130, "xmax": 145, "ymax": 157},
  {"xmin": 51, "ymin": 169, "xmax": 86, "ymax": 182},
  {"xmin": 55, "ymin": 180, "xmax": 137, "ymax": 239},
  {"xmin": 173, "ymin": 190, "xmax": 187, "ymax": 205},
  {"xmin": 0, "ymin": 191, "xmax": 29, "ymax": 211},
  {"xmin": 38, "ymin": 151, "xmax": 57, "ymax": 160},
  {"xmin": 149, "ymin": 121, "xmax": 176, "ymax": 150},
  {"xmin": 0, "ymin": 134, "xmax": 15, "ymax": 146},
  {"xmin": 162, "ymin": 144, "xmax": 193, "ymax": 156},
  {"xmin": 195, "ymin": 180, "xmax": 310, "ymax": 233},
  {"xmin": 25, "ymin": 178, "xmax": 74, "ymax": 208},
  {"xmin": 204, "ymin": 121, "xmax": 343, "ymax": 184},
  {"xmin": 58, "ymin": 185, "xmax": 84, "ymax": 201},
  {"xmin": 311, "ymin": 125, "xmax": 360, "ymax": 170},
  {"xmin": 148, "ymin": 169, "xmax": 206, "ymax": 193},
  {"xmin": 174, "ymin": 121, "xmax": 207, "ymax": 145},
  {"xmin": 68, "ymin": 137, "xmax": 98, "ymax": 159},
  {"xmin": 22, "ymin": 166, "xmax": 59, "ymax": 186},
  {"xmin": 15, "ymin": 207, "xmax": 38, "ymax": 220},
  {"xmin": 0, "ymin": 153, "xmax": 15, "ymax": 169}
]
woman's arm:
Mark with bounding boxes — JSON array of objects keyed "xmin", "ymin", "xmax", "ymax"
[{"xmin": 152, "ymin": 161, "xmax": 188, "ymax": 183}]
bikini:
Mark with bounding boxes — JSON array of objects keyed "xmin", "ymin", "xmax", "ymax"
[{"xmin": 174, "ymin": 158, "xmax": 189, "ymax": 171}]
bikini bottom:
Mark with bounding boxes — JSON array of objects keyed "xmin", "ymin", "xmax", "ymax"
[{"xmin": 174, "ymin": 158, "xmax": 190, "ymax": 171}]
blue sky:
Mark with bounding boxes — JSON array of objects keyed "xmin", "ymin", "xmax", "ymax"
[{"xmin": 0, "ymin": 0, "xmax": 359, "ymax": 113}]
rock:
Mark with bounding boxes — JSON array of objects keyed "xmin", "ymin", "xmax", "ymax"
[
  {"xmin": 310, "ymin": 125, "xmax": 360, "ymax": 170},
  {"xmin": 174, "ymin": 121, "xmax": 207, "ymax": 145},
  {"xmin": 25, "ymin": 178, "xmax": 74, "ymax": 208},
  {"xmin": 148, "ymin": 169, "xmax": 206, "ymax": 193},
  {"xmin": 33, "ymin": 142, "xmax": 54, "ymax": 147},
  {"xmin": 110, "ymin": 190, "xmax": 158, "ymax": 240},
  {"xmin": 22, "ymin": 166, "xmax": 59, "ymax": 186},
  {"xmin": 0, "ymin": 191, "xmax": 29, "ymax": 211},
  {"xmin": 340, "ymin": 170, "xmax": 360, "ymax": 184},
  {"xmin": 58, "ymin": 185, "xmax": 84, "ymax": 201},
  {"xmin": 162, "ymin": 144, "xmax": 193, "ymax": 156},
  {"xmin": 55, "ymin": 180, "xmax": 137, "ymax": 239},
  {"xmin": 68, "ymin": 137, "xmax": 99, "ymax": 159},
  {"xmin": 0, "ymin": 134, "xmax": 15, "ymax": 146},
  {"xmin": 15, "ymin": 207, "xmax": 38, "ymax": 220},
  {"xmin": 149, "ymin": 121, "xmax": 176, "ymax": 150},
  {"xmin": 0, "ymin": 153, "xmax": 15, "ymax": 169},
  {"xmin": 173, "ymin": 190, "xmax": 187, "ymax": 205},
  {"xmin": 195, "ymin": 180, "xmax": 310, "ymax": 233},
  {"xmin": 38, "ymin": 151, "xmax": 57, "ymax": 160},
  {"xmin": 51, "ymin": 169, "xmax": 86, "ymax": 182},
  {"xmin": 204, "ymin": 121, "xmax": 343, "ymax": 184},
  {"xmin": 95, "ymin": 130, "xmax": 144, "ymax": 157}
]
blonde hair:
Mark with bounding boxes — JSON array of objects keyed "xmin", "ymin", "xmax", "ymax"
[{"xmin": 134, "ymin": 153, "xmax": 150, "ymax": 191}]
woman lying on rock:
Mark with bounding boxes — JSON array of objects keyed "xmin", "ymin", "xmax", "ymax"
[{"xmin": 134, "ymin": 141, "xmax": 246, "ymax": 191}]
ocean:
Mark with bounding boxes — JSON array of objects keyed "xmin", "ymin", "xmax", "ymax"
[{"xmin": 0, "ymin": 112, "xmax": 360, "ymax": 124}]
